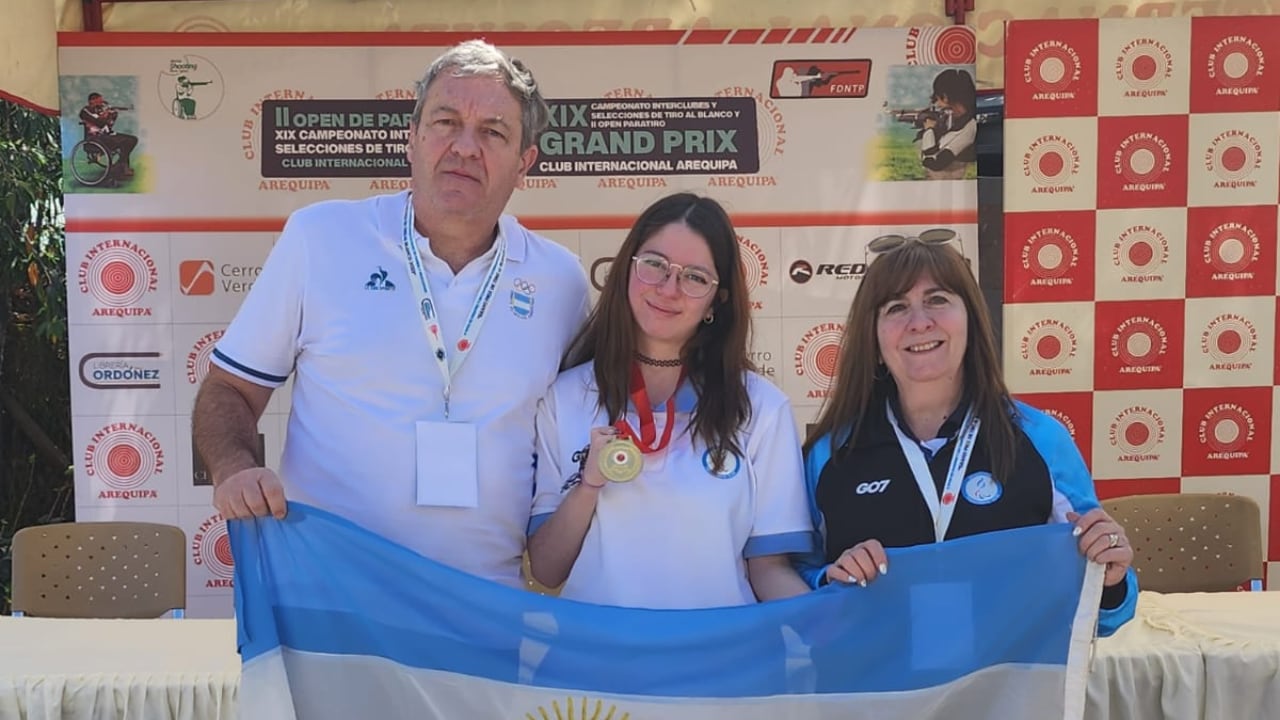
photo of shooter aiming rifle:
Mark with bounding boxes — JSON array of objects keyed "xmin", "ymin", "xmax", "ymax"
[{"xmin": 882, "ymin": 67, "xmax": 976, "ymax": 180}]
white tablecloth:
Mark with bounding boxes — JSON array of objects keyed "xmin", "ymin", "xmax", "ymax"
[
  {"xmin": 2, "ymin": 592, "xmax": 1276, "ymax": 720},
  {"xmin": 1089, "ymin": 591, "xmax": 1280, "ymax": 720},
  {"xmin": 0, "ymin": 617, "xmax": 238, "ymax": 720}
]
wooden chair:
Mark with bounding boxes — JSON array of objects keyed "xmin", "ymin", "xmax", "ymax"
[
  {"xmin": 11, "ymin": 521, "xmax": 187, "ymax": 618},
  {"xmin": 1102, "ymin": 493, "xmax": 1264, "ymax": 593}
]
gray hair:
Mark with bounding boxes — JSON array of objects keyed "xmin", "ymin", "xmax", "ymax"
[{"xmin": 410, "ymin": 40, "xmax": 550, "ymax": 153}]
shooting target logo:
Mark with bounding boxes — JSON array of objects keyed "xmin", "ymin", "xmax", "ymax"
[
  {"xmin": 1022, "ymin": 226, "xmax": 1079, "ymax": 285},
  {"xmin": 1198, "ymin": 403, "xmax": 1256, "ymax": 458},
  {"xmin": 77, "ymin": 239, "xmax": 159, "ymax": 316},
  {"xmin": 793, "ymin": 323, "xmax": 843, "ymax": 398},
  {"xmin": 1112, "ymin": 225, "xmax": 1169, "ymax": 281},
  {"xmin": 1024, "ymin": 40, "xmax": 1083, "ymax": 99},
  {"xmin": 1110, "ymin": 316, "xmax": 1169, "ymax": 372},
  {"xmin": 1200, "ymin": 313, "xmax": 1258, "ymax": 369},
  {"xmin": 1109, "ymin": 406, "xmax": 1166, "ymax": 460},
  {"xmin": 1202, "ymin": 221, "xmax": 1260, "ymax": 279},
  {"xmin": 1020, "ymin": 318, "xmax": 1077, "ymax": 375},
  {"xmin": 737, "ymin": 234, "xmax": 769, "ymax": 293},
  {"xmin": 192, "ymin": 514, "xmax": 235, "ymax": 587},
  {"xmin": 906, "ymin": 26, "xmax": 976, "ymax": 65},
  {"xmin": 1208, "ymin": 34, "xmax": 1265, "ymax": 92},
  {"xmin": 1115, "ymin": 37, "xmax": 1174, "ymax": 96},
  {"xmin": 1023, "ymin": 135, "xmax": 1080, "ymax": 191},
  {"xmin": 1113, "ymin": 132, "xmax": 1172, "ymax": 189},
  {"xmin": 1204, "ymin": 129, "xmax": 1262, "ymax": 186},
  {"xmin": 83, "ymin": 422, "xmax": 164, "ymax": 500}
]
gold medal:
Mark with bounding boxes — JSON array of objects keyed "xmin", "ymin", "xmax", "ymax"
[{"xmin": 598, "ymin": 436, "xmax": 643, "ymax": 482}]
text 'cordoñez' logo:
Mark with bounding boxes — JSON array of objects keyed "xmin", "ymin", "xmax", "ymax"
[
  {"xmin": 79, "ymin": 352, "xmax": 162, "ymax": 390},
  {"xmin": 187, "ymin": 330, "xmax": 225, "ymax": 384},
  {"xmin": 1024, "ymin": 40, "xmax": 1083, "ymax": 101},
  {"xmin": 1113, "ymin": 225, "xmax": 1169, "ymax": 282},
  {"xmin": 1109, "ymin": 406, "xmax": 1165, "ymax": 462},
  {"xmin": 1208, "ymin": 34, "xmax": 1265, "ymax": 95},
  {"xmin": 1203, "ymin": 221, "xmax": 1260, "ymax": 280},
  {"xmin": 1198, "ymin": 403, "xmax": 1255, "ymax": 460},
  {"xmin": 1200, "ymin": 313, "xmax": 1258, "ymax": 371},
  {"xmin": 83, "ymin": 422, "xmax": 163, "ymax": 499},
  {"xmin": 1113, "ymin": 132, "xmax": 1172, "ymax": 191},
  {"xmin": 78, "ymin": 239, "xmax": 159, "ymax": 316},
  {"xmin": 192, "ymin": 514, "xmax": 235, "ymax": 588},
  {"xmin": 1022, "ymin": 227, "xmax": 1079, "ymax": 285},
  {"xmin": 794, "ymin": 323, "xmax": 843, "ymax": 398},
  {"xmin": 1204, "ymin": 129, "xmax": 1262, "ymax": 188},
  {"xmin": 1110, "ymin": 316, "xmax": 1168, "ymax": 373},
  {"xmin": 1115, "ymin": 37, "xmax": 1173, "ymax": 96},
  {"xmin": 1020, "ymin": 318, "xmax": 1077, "ymax": 375},
  {"xmin": 1023, "ymin": 135, "xmax": 1080, "ymax": 193}
]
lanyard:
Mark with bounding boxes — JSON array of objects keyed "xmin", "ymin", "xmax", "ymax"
[
  {"xmin": 614, "ymin": 362, "xmax": 682, "ymax": 453},
  {"xmin": 401, "ymin": 193, "xmax": 507, "ymax": 418},
  {"xmin": 885, "ymin": 400, "xmax": 981, "ymax": 543}
]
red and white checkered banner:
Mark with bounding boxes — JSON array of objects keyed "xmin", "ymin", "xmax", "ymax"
[{"xmin": 1003, "ymin": 15, "xmax": 1280, "ymax": 587}]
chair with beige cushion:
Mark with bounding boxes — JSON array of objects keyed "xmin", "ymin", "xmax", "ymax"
[
  {"xmin": 11, "ymin": 521, "xmax": 187, "ymax": 618},
  {"xmin": 1102, "ymin": 493, "xmax": 1263, "ymax": 593}
]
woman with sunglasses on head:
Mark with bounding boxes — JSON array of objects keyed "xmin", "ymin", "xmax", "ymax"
[
  {"xmin": 792, "ymin": 233, "xmax": 1137, "ymax": 635},
  {"xmin": 527, "ymin": 193, "xmax": 813, "ymax": 608}
]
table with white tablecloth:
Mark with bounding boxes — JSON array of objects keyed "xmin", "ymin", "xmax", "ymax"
[
  {"xmin": 0, "ymin": 616, "xmax": 238, "ymax": 720},
  {"xmin": 1, "ymin": 592, "xmax": 1276, "ymax": 720}
]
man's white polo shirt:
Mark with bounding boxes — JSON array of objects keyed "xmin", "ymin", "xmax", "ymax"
[
  {"xmin": 212, "ymin": 191, "xmax": 589, "ymax": 586},
  {"xmin": 530, "ymin": 363, "xmax": 815, "ymax": 608}
]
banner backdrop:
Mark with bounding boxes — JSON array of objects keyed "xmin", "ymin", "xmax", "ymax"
[
  {"xmin": 1002, "ymin": 15, "xmax": 1280, "ymax": 587},
  {"xmin": 58, "ymin": 29, "xmax": 978, "ymax": 615}
]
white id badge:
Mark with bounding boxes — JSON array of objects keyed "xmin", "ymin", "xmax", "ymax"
[{"xmin": 415, "ymin": 421, "xmax": 479, "ymax": 507}]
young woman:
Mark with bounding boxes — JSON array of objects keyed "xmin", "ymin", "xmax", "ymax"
[{"xmin": 527, "ymin": 193, "xmax": 812, "ymax": 609}]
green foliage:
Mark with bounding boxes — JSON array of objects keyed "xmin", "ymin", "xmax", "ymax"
[{"xmin": 1, "ymin": 99, "xmax": 72, "ymax": 613}]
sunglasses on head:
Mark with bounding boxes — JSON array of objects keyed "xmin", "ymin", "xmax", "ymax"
[{"xmin": 864, "ymin": 228, "xmax": 964, "ymax": 266}]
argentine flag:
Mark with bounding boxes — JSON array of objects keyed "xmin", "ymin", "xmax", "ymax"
[{"xmin": 231, "ymin": 504, "xmax": 1103, "ymax": 719}]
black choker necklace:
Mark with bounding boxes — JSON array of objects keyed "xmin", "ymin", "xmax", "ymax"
[{"xmin": 635, "ymin": 352, "xmax": 682, "ymax": 368}]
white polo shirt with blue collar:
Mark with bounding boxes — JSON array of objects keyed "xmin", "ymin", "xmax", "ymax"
[
  {"xmin": 212, "ymin": 191, "xmax": 590, "ymax": 587},
  {"xmin": 530, "ymin": 362, "xmax": 815, "ymax": 608}
]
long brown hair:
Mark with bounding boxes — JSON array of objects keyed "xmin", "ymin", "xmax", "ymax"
[
  {"xmin": 804, "ymin": 238, "xmax": 1019, "ymax": 481},
  {"xmin": 562, "ymin": 193, "xmax": 753, "ymax": 467}
]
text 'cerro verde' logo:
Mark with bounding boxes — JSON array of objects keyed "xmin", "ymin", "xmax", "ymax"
[
  {"xmin": 1115, "ymin": 37, "xmax": 1173, "ymax": 97},
  {"xmin": 1020, "ymin": 318, "xmax": 1077, "ymax": 375},
  {"xmin": 793, "ymin": 323, "xmax": 843, "ymax": 398},
  {"xmin": 77, "ymin": 239, "xmax": 159, "ymax": 316},
  {"xmin": 1110, "ymin": 316, "xmax": 1168, "ymax": 373},
  {"xmin": 187, "ymin": 330, "xmax": 225, "ymax": 384},
  {"xmin": 1200, "ymin": 313, "xmax": 1257, "ymax": 371},
  {"xmin": 1208, "ymin": 34, "xmax": 1265, "ymax": 95},
  {"xmin": 192, "ymin": 514, "xmax": 235, "ymax": 589},
  {"xmin": 1112, "ymin": 225, "xmax": 1169, "ymax": 282},
  {"xmin": 1021, "ymin": 227, "xmax": 1079, "ymax": 285},
  {"xmin": 83, "ymin": 422, "xmax": 163, "ymax": 499},
  {"xmin": 179, "ymin": 259, "xmax": 263, "ymax": 295},
  {"xmin": 1198, "ymin": 403, "xmax": 1255, "ymax": 460},
  {"xmin": 1108, "ymin": 406, "xmax": 1165, "ymax": 462},
  {"xmin": 1203, "ymin": 221, "xmax": 1260, "ymax": 280},
  {"xmin": 1024, "ymin": 40, "xmax": 1083, "ymax": 101},
  {"xmin": 1023, "ymin": 135, "xmax": 1080, "ymax": 193}
]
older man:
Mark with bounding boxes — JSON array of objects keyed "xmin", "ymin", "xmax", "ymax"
[{"xmin": 193, "ymin": 40, "xmax": 589, "ymax": 586}]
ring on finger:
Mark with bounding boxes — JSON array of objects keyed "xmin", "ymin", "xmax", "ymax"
[{"xmin": 1107, "ymin": 532, "xmax": 1119, "ymax": 548}]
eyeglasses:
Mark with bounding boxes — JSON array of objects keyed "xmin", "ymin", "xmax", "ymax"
[
  {"xmin": 632, "ymin": 252, "xmax": 720, "ymax": 299},
  {"xmin": 864, "ymin": 228, "xmax": 964, "ymax": 266}
]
